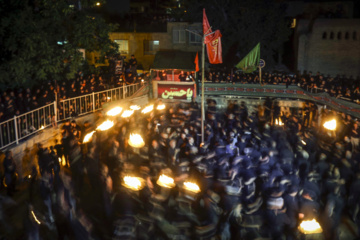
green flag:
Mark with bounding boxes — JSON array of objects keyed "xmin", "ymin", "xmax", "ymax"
[{"xmin": 235, "ymin": 43, "xmax": 260, "ymax": 73}]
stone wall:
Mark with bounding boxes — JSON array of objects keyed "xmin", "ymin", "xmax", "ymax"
[{"xmin": 297, "ymin": 19, "xmax": 360, "ymax": 78}]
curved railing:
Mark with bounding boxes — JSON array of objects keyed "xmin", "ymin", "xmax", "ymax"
[
  {"xmin": 0, "ymin": 83, "xmax": 141, "ymax": 150},
  {"xmin": 201, "ymin": 83, "xmax": 360, "ymax": 118}
]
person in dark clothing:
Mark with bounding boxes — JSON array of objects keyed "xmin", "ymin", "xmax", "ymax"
[
  {"xmin": 128, "ymin": 55, "xmax": 137, "ymax": 76},
  {"xmin": 3, "ymin": 151, "xmax": 17, "ymax": 196}
]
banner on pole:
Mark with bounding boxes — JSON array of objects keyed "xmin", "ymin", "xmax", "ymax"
[
  {"xmin": 203, "ymin": 9, "xmax": 223, "ymax": 64},
  {"xmin": 235, "ymin": 43, "xmax": 260, "ymax": 73}
]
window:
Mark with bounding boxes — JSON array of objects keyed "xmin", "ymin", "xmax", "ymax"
[
  {"xmin": 322, "ymin": 32, "xmax": 327, "ymax": 39},
  {"xmin": 173, "ymin": 29, "xmax": 186, "ymax": 43},
  {"xmin": 353, "ymin": 31, "xmax": 357, "ymax": 40},
  {"xmin": 345, "ymin": 32, "xmax": 349, "ymax": 40},
  {"xmin": 189, "ymin": 32, "xmax": 202, "ymax": 45},
  {"xmin": 114, "ymin": 40, "xmax": 129, "ymax": 54},
  {"xmin": 330, "ymin": 32, "xmax": 334, "ymax": 39},
  {"xmin": 144, "ymin": 40, "xmax": 159, "ymax": 55},
  {"xmin": 337, "ymin": 32, "xmax": 342, "ymax": 40}
]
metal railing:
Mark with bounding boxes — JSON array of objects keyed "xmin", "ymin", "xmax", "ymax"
[{"xmin": 0, "ymin": 83, "xmax": 140, "ymax": 150}]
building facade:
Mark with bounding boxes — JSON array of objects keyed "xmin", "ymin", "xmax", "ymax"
[
  {"xmin": 296, "ymin": 19, "xmax": 360, "ymax": 78},
  {"xmin": 107, "ymin": 22, "xmax": 202, "ymax": 70}
]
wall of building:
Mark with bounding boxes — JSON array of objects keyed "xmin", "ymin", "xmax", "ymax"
[
  {"xmin": 297, "ymin": 19, "xmax": 360, "ymax": 78},
  {"xmin": 109, "ymin": 22, "xmax": 202, "ymax": 70}
]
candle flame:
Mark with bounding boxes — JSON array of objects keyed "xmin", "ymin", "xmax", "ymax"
[
  {"xmin": 128, "ymin": 133, "xmax": 145, "ymax": 148},
  {"xmin": 323, "ymin": 119, "xmax": 336, "ymax": 131},
  {"xmin": 157, "ymin": 174, "xmax": 175, "ymax": 188},
  {"xmin": 83, "ymin": 131, "xmax": 96, "ymax": 143},
  {"xmin": 157, "ymin": 104, "xmax": 166, "ymax": 110},
  {"xmin": 106, "ymin": 107, "xmax": 122, "ymax": 117},
  {"xmin": 141, "ymin": 105, "xmax": 154, "ymax": 114},
  {"xmin": 130, "ymin": 105, "xmax": 141, "ymax": 110},
  {"xmin": 96, "ymin": 120, "xmax": 114, "ymax": 131},
  {"xmin": 123, "ymin": 176, "xmax": 144, "ymax": 191},
  {"xmin": 183, "ymin": 181, "xmax": 201, "ymax": 193},
  {"xmin": 299, "ymin": 219, "xmax": 322, "ymax": 234},
  {"xmin": 121, "ymin": 110, "xmax": 134, "ymax": 118}
]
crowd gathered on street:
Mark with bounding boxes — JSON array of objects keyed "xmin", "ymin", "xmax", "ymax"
[{"xmin": 1, "ymin": 95, "xmax": 360, "ymax": 239}]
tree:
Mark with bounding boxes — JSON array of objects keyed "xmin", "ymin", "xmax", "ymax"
[
  {"xmin": 0, "ymin": 0, "xmax": 117, "ymax": 89},
  {"xmin": 182, "ymin": 0, "xmax": 292, "ymax": 68}
]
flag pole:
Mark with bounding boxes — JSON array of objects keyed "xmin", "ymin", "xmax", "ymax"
[{"xmin": 201, "ymin": 34, "xmax": 205, "ymax": 145}]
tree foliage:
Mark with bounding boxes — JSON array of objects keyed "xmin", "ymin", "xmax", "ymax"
[
  {"xmin": 182, "ymin": 0, "xmax": 292, "ymax": 68},
  {"xmin": 0, "ymin": 0, "xmax": 117, "ymax": 88}
]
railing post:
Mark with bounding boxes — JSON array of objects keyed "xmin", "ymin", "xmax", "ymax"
[
  {"xmin": 54, "ymin": 101, "xmax": 58, "ymax": 123},
  {"xmin": 13, "ymin": 116, "xmax": 19, "ymax": 145},
  {"xmin": 123, "ymin": 83, "xmax": 126, "ymax": 99},
  {"xmin": 92, "ymin": 92, "xmax": 96, "ymax": 112}
]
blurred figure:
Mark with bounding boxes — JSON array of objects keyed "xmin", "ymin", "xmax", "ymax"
[{"xmin": 3, "ymin": 151, "xmax": 17, "ymax": 196}]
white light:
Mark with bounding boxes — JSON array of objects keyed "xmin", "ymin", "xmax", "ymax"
[
  {"xmin": 323, "ymin": 119, "xmax": 336, "ymax": 131},
  {"xmin": 106, "ymin": 107, "xmax": 122, "ymax": 117},
  {"xmin": 157, "ymin": 104, "xmax": 166, "ymax": 110},
  {"xmin": 141, "ymin": 105, "xmax": 154, "ymax": 114},
  {"xmin": 157, "ymin": 174, "xmax": 175, "ymax": 188},
  {"xmin": 96, "ymin": 120, "xmax": 114, "ymax": 131},
  {"xmin": 299, "ymin": 219, "xmax": 322, "ymax": 234},
  {"xmin": 83, "ymin": 131, "xmax": 96, "ymax": 143},
  {"xmin": 40, "ymin": 125, "xmax": 45, "ymax": 130},
  {"xmin": 183, "ymin": 181, "xmax": 201, "ymax": 193},
  {"xmin": 130, "ymin": 105, "xmax": 141, "ymax": 110},
  {"xmin": 301, "ymin": 140, "xmax": 306, "ymax": 145},
  {"xmin": 121, "ymin": 110, "xmax": 134, "ymax": 118},
  {"xmin": 123, "ymin": 176, "xmax": 145, "ymax": 191},
  {"xmin": 128, "ymin": 133, "xmax": 145, "ymax": 148},
  {"xmin": 141, "ymin": 79, "xmax": 144, "ymax": 82}
]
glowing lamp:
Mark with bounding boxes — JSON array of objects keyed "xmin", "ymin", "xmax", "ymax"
[
  {"xmin": 96, "ymin": 120, "xmax": 114, "ymax": 131},
  {"xmin": 83, "ymin": 131, "xmax": 96, "ymax": 143},
  {"xmin": 96, "ymin": 2, "xmax": 100, "ymax": 6},
  {"xmin": 121, "ymin": 110, "xmax": 134, "ymax": 118},
  {"xmin": 183, "ymin": 181, "xmax": 201, "ymax": 193},
  {"xmin": 301, "ymin": 140, "xmax": 306, "ymax": 145},
  {"xmin": 130, "ymin": 105, "xmax": 141, "ymax": 110},
  {"xmin": 298, "ymin": 219, "xmax": 323, "ymax": 234},
  {"xmin": 122, "ymin": 176, "xmax": 145, "ymax": 191},
  {"xmin": 323, "ymin": 119, "xmax": 336, "ymax": 131},
  {"xmin": 157, "ymin": 174, "xmax": 175, "ymax": 188},
  {"xmin": 128, "ymin": 133, "xmax": 145, "ymax": 148},
  {"xmin": 106, "ymin": 107, "xmax": 122, "ymax": 117},
  {"xmin": 40, "ymin": 125, "xmax": 45, "ymax": 130},
  {"xmin": 157, "ymin": 104, "xmax": 166, "ymax": 110},
  {"xmin": 141, "ymin": 105, "xmax": 154, "ymax": 114}
]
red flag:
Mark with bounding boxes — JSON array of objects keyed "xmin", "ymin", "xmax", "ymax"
[
  {"xmin": 194, "ymin": 52, "xmax": 199, "ymax": 72},
  {"xmin": 203, "ymin": 9, "xmax": 223, "ymax": 64}
]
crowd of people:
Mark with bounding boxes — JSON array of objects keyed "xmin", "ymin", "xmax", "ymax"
[
  {"xmin": 0, "ymin": 69, "xmax": 148, "ymax": 123},
  {"xmin": 1, "ymin": 96, "xmax": 360, "ymax": 239}
]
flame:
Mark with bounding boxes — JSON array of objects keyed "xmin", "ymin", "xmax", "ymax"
[
  {"xmin": 31, "ymin": 211, "xmax": 41, "ymax": 225},
  {"xmin": 299, "ymin": 219, "xmax": 322, "ymax": 234},
  {"xmin": 96, "ymin": 120, "xmax": 114, "ymax": 131},
  {"xmin": 106, "ymin": 107, "xmax": 122, "ymax": 117},
  {"xmin": 107, "ymin": 97, "xmax": 111, "ymax": 100},
  {"xmin": 123, "ymin": 176, "xmax": 144, "ymax": 191},
  {"xmin": 61, "ymin": 155, "xmax": 67, "ymax": 167},
  {"xmin": 141, "ymin": 105, "xmax": 154, "ymax": 114},
  {"xmin": 323, "ymin": 119, "xmax": 336, "ymax": 131},
  {"xmin": 157, "ymin": 174, "xmax": 175, "ymax": 188},
  {"xmin": 40, "ymin": 125, "xmax": 45, "ymax": 130},
  {"xmin": 128, "ymin": 133, "xmax": 145, "ymax": 148},
  {"xmin": 58, "ymin": 158, "xmax": 61, "ymax": 163},
  {"xmin": 130, "ymin": 105, "xmax": 141, "ymax": 110},
  {"xmin": 301, "ymin": 140, "xmax": 306, "ymax": 145},
  {"xmin": 183, "ymin": 181, "xmax": 201, "ymax": 193},
  {"xmin": 121, "ymin": 110, "xmax": 134, "ymax": 118},
  {"xmin": 275, "ymin": 119, "xmax": 284, "ymax": 126},
  {"xmin": 157, "ymin": 104, "xmax": 166, "ymax": 110},
  {"xmin": 83, "ymin": 131, "xmax": 96, "ymax": 143}
]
